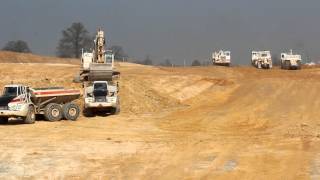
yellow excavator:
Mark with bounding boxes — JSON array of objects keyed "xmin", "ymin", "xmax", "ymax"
[
  {"xmin": 76, "ymin": 28, "xmax": 120, "ymax": 116},
  {"xmin": 78, "ymin": 28, "xmax": 120, "ymax": 82}
]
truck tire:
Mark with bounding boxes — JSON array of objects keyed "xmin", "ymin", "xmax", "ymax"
[
  {"xmin": 0, "ymin": 117, "xmax": 8, "ymax": 124},
  {"xmin": 257, "ymin": 62, "xmax": 262, "ymax": 69},
  {"xmin": 265, "ymin": 64, "xmax": 270, "ymax": 69},
  {"xmin": 111, "ymin": 99, "xmax": 120, "ymax": 115},
  {"xmin": 285, "ymin": 61, "xmax": 290, "ymax": 70},
  {"xmin": 83, "ymin": 108, "xmax": 94, "ymax": 117},
  {"xmin": 282, "ymin": 61, "xmax": 288, "ymax": 69},
  {"xmin": 110, "ymin": 106, "xmax": 120, "ymax": 115},
  {"xmin": 24, "ymin": 106, "xmax": 35, "ymax": 124},
  {"xmin": 297, "ymin": 61, "xmax": 302, "ymax": 70},
  {"xmin": 115, "ymin": 105, "xmax": 120, "ymax": 114},
  {"xmin": 63, "ymin": 103, "xmax": 80, "ymax": 121},
  {"xmin": 45, "ymin": 103, "xmax": 63, "ymax": 122}
]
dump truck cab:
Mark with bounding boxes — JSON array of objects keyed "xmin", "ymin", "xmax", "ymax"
[
  {"xmin": 252, "ymin": 51, "xmax": 272, "ymax": 69},
  {"xmin": 281, "ymin": 50, "xmax": 302, "ymax": 70},
  {"xmin": 0, "ymin": 85, "xmax": 32, "ymax": 124},
  {"xmin": 212, "ymin": 50, "xmax": 231, "ymax": 66},
  {"xmin": 0, "ymin": 85, "xmax": 81, "ymax": 124},
  {"xmin": 84, "ymin": 81, "xmax": 119, "ymax": 116}
]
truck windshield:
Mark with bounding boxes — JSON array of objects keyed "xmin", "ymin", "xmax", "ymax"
[
  {"xmin": 3, "ymin": 87, "xmax": 17, "ymax": 96},
  {"xmin": 94, "ymin": 83, "xmax": 107, "ymax": 91}
]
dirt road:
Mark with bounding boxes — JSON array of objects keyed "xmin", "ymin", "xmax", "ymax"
[{"xmin": 0, "ymin": 62, "xmax": 320, "ymax": 179}]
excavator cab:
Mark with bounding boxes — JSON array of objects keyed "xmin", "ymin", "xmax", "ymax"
[{"xmin": 105, "ymin": 50, "xmax": 114, "ymax": 68}]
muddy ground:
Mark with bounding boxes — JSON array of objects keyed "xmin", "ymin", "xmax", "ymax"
[{"xmin": 0, "ymin": 59, "xmax": 320, "ymax": 179}]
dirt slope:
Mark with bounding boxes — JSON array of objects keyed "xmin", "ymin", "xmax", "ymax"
[
  {"xmin": 0, "ymin": 54, "xmax": 320, "ymax": 179},
  {"xmin": 0, "ymin": 51, "xmax": 78, "ymax": 64}
]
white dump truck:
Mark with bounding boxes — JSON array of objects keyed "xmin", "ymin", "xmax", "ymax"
[
  {"xmin": 252, "ymin": 51, "xmax": 273, "ymax": 69},
  {"xmin": 212, "ymin": 50, "xmax": 231, "ymax": 66},
  {"xmin": 78, "ymin": 28, "xmax": 120, "ymax": 116},
  {"xmin": 83, "ymin": 81, "xmax": 120, "ymax": 116},
  {"xmin": 281, "ymin": 50, "xmax": 302, "ymax": 70},
  {"xmin": 0, "ymin": 85, "xmax": 80, "ymax": 124}
]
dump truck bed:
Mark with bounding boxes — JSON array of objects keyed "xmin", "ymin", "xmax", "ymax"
[{"xmin": 30, "ymin": 87, "xmax": 80, "ymax": 106}]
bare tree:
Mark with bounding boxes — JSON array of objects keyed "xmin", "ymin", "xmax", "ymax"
[
  {"xmin": 56, "ymin": 22, "xmax": 92, "ymax": 58},
  {"xmin": 142, "ymin": 55, "xmax": 153, "ymax": 65},
  {"xmin": 191, "ymin": 59, "xmax": 201, "ymax": 66},
  {"xmin": 2, "ymin": 40, "xmax": 31, "ymax": 53},
  {"xmin": 159, "ymin": 59, "xmax": 173, "ymax": 66},
  {"xmin": 110, "ymin": 45, "xmax": 128, "ymax": 61}
]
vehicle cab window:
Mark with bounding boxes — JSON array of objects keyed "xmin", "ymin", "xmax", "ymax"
[{"xmin": 3, "ymin": 87, "xmax": 18, "ymax": 96}]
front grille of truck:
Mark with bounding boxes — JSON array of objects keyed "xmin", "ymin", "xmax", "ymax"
[{"xmin": 95, "ymin": 96, "xmax": 107, "ymax": 102}]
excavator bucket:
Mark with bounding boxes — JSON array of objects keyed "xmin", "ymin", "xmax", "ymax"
[
  {"xmin": 77, "ymin": 29, "xmax": 120, "ymax": 82},
  {"xmin": 88, "ymin": 63, "xmax": 114, "ymax": 81}
]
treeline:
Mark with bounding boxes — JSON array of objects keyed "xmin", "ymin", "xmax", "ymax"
[
  {"xmin": 1, "ymin": 22, "xmax": 128, "ymax": 61},
  {"xmin": 133, "ymin": 56, "xmax": 212, "ymax": 67}
]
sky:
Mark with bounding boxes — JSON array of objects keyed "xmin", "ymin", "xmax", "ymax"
[{"xmin": 0, "ymin": 0, "xmax": 320, "ymax": 65}]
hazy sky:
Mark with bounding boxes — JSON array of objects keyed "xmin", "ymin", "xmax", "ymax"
[{"xmin": 0, "ymin": 0, "xmax": 320, "ymax": 65}]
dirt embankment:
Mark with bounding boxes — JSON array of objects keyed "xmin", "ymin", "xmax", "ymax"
[
  {"xmin": 0, "ymin": 53, "xmax": 320, "ymax": 179},
  {"xmin": 0, "ymin": 51, "xmax": 78, "ymax": 64}
]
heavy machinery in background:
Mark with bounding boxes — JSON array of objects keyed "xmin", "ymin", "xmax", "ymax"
[
  {"xmin": 251, "ymin": 51, "xmax": 273, "ymax": 69},
  {"xmin": 79, "ymin": 29, "xmax": 119, "ymax": 82},
  {"xmin": 78, "ymin": 28, "xmax": 120, "ymax": 116},
  {"xmin": 212, "ymin": 50, "xmax": 231, "ymax": 66},
  {"xmin": 280, "ymin": 50, "xmax": 302, "ymax": 70},
  {"xmin": 0, "ymin": 85, "xmax": 80, "ymax": 124}
]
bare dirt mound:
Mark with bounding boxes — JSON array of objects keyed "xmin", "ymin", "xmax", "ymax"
[{"xmin": 0, "ymin": 51, "xmax": 78, "ymax": 64}]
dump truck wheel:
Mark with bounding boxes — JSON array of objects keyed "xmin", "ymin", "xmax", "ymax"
[
  {"xmin": 297, "ymin": 62, "xmax": 302, "ymax": 70},
  {"xmin": 63, "ymin": 103, "xmax": 80, "ymax": 121},
  {"xmin": 83, "ymin": 108, "xmax": 94, "ymax": 117},
  {"xmin": 265, "ymin": 64, "xmax": 270, "ymax": 69},
  {"xmin": 257, "ymin": 62, "xmax": 262, "ymax": 69},
  {"xmin": 110, "ymin": 107, "xmax": 119, "ymax": 115},
  {"xmin": 0, "ymin": 117, "xmax": 8, "ymax": 124},
  {"xmin": 110, "ymin": 106, "xmax": 120, "ymax": 115},
  {"xmin": 45, "ymin": 103, "xmax": 62, "ymax": 122},
  {"xmin": 24, "ymin": 106, "xmax": 35, "ymax": 124},
  {"xmin": 283, "ymin": 62, "xmax": 288, "ymax": 69},
  {"xmin": 115, "ymin": 99, "xmax": 121, "ymax": 114},
  {"xmin": 285, "ymin": 61, "xmax": 290, "ymax": 70},
  {"xmin": 115, "ymin": 105, "xmax": 120, "ymax": 114},
  {"xmin": 111, "ymin": 99, "xmax": 120, "ymax": 115}
]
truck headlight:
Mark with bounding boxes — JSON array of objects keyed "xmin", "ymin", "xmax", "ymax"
[
  {"xmin": 8, "ymin": 104, "xmax": 22, "ymax": 111},
  {"xmin": 86, "ymin": 98, "xmax": 94, "ymax": 103}
]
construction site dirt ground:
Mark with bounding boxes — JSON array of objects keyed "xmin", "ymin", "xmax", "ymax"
[{"xmin": 1, "ymin": 57, "xmax": 320, "ymax": 179}]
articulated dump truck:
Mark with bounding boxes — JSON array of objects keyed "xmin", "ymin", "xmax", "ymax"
[
  {"xmin": 76, "ymin": 28, "xmax": 120, "ymax": 116},
  {"xmin": 252, "ymin": 51, "xmax": 273, "ymax": 69},
  {"xmin": 212, "ymin": 50, "xmax": 231, "ymax": 66},
  {"xmin": 280, "ymin": 50, "xmax": 302, "ymax": 70},
  {"xmin": 0, "ymin": 85, "xmax": 80, "ymax": 124}
]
